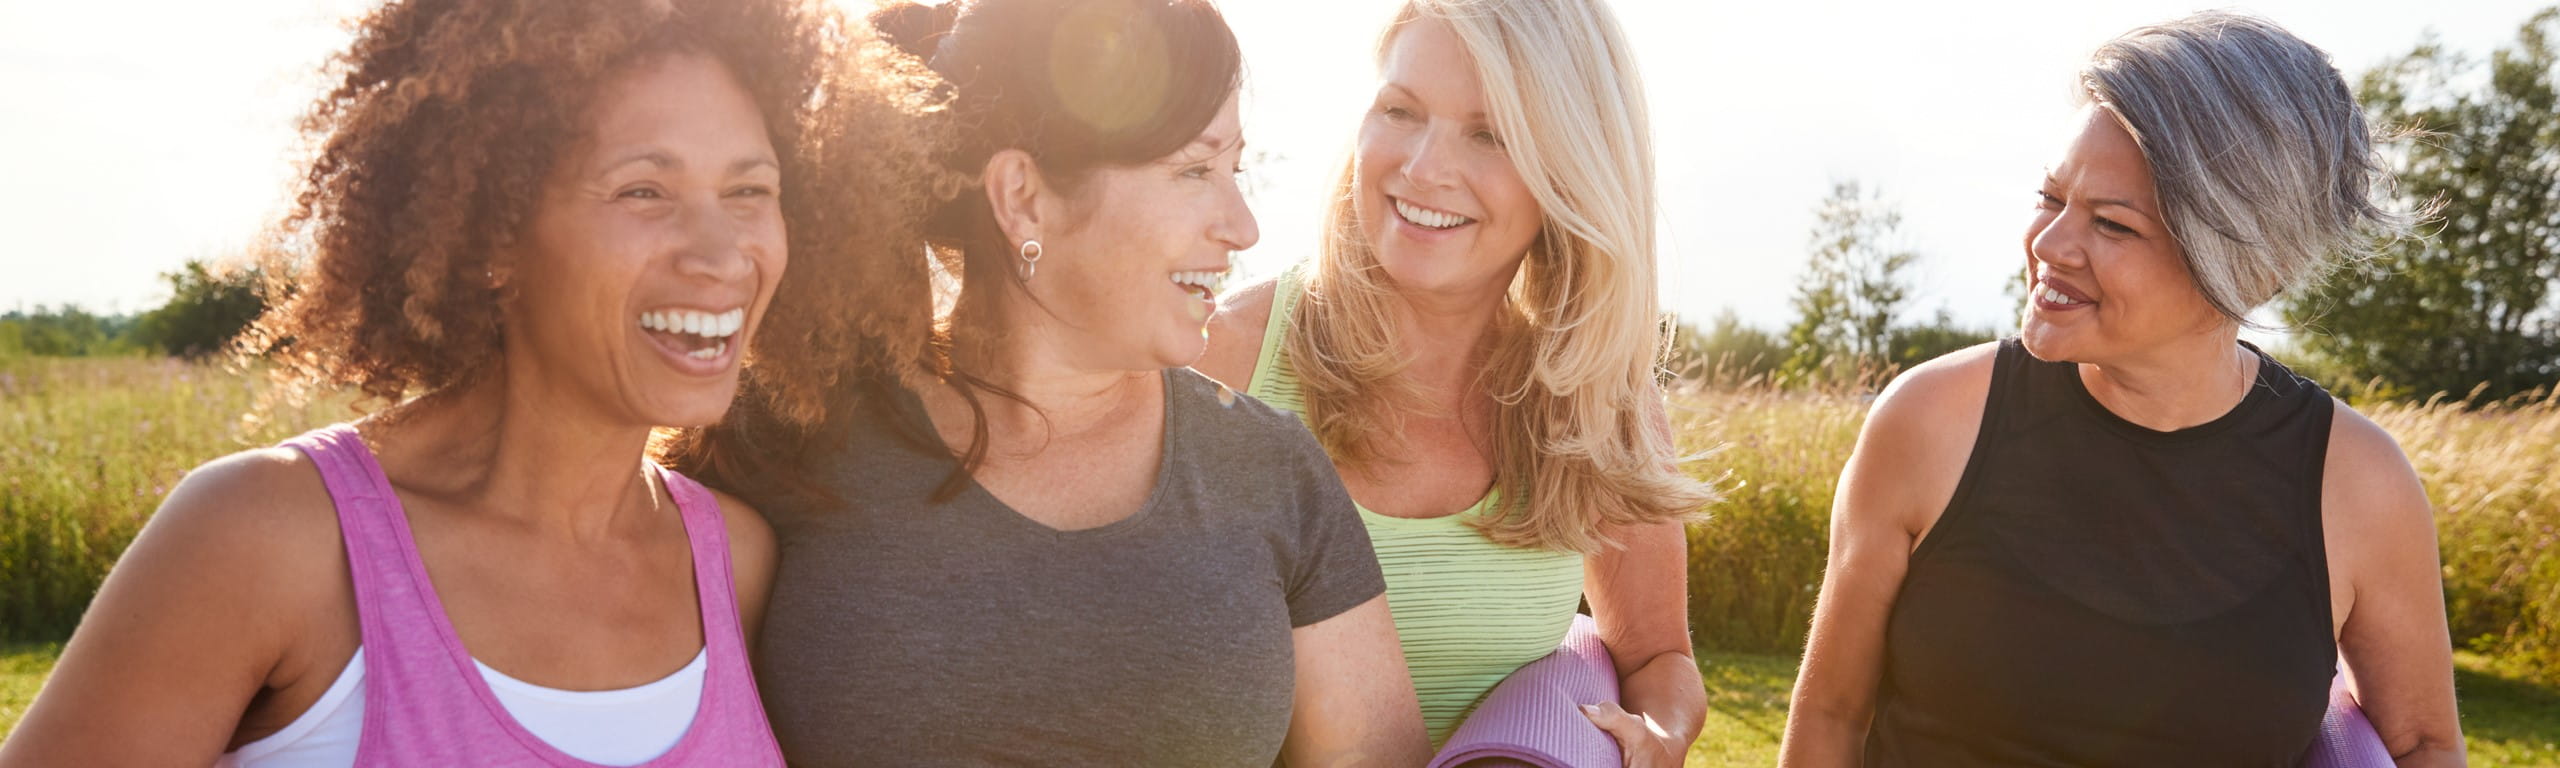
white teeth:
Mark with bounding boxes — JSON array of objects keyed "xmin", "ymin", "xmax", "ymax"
[
  {"xmin": 638, "ymin": 308, "xmax": 748, "ymax": 339},
  {"xmin": 686, "ymin": 340, "xmax": 728, "ymax": 360},
  {"xmin": 1394, "ymin": 199, "xmax": 1473, "ymax": 230},
  {"xmin": 2041, "ymin": 287, "xmax": 2085, "ymax": 306},
  {"xmin": 1169, "ymin": 271, "xmax": 1224, "ymax": 296}
]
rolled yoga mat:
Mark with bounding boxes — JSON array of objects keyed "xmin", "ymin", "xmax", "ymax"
[
  {"xmin": 1427, "ymin": 614, "xmax": 1623, "ymax": 768},
  {"xmin": 2299, "ymin": 671, "xmax": 2394, "ymax": 768}
]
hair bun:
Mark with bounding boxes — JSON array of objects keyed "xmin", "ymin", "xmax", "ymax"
[{"xmin": 869, "ymin": 1, "xmax": 961, "ymax": 62}]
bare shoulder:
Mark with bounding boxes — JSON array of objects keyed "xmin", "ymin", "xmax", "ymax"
[
  {"xmin": 703, "ymin": 486, "xmax": 775, "ymax": 569},
  {"xmin": 2320, "ymin": 400, "xmax": 2433, "ymax": 544},
  {"xmin": 1864, "ymin": 341, "xmax": 2000, "ymax": 438},
  {"xmin": 86, "ymin": 445, "xmax": 349, "ymax": 670},
  {"xmin": 1195, "ymin": 276, "xmax": 1279, "ymax": 390},
  {"xmin": 148, "ymin": 447, "xmax": 344, "ymax": 569},
  {"xmin": 1839, "ymin": 342, "xmax": 2001, "ymax": 539}
]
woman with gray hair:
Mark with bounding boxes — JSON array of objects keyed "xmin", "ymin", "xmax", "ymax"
[{"xmin": 1779, "ymin": 12, "xmax": 2464, "ymax": 767}]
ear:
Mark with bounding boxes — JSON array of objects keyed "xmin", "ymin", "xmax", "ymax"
[{"xmin": 982, "ymin": 148, "xmax": 1050, "ymax": 248}]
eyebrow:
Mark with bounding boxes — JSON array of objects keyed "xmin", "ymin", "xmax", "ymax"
[
  {"xmin": 1381, "ymin": 82, "xmax": 1486, "ymax": 120},
  {"xmin": 598, "ymin": 151, "xmax": 780, "ymax": 177},
  {"xmin": 2044, "ymin": 174, "xmax": 2158, "ymax": 219},
  {"xmin": 1187, "ymin": 133, "xmax": 1245, "ymax": 157}
]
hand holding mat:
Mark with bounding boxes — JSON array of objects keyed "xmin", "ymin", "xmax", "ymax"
[
  {"xmin": 2298, "ymin": 671, "xmax": 2393, "ymax": 768},
  {"xmin": 1427, "ymin": 615, "xmax": 1623, "ymax": 768}
]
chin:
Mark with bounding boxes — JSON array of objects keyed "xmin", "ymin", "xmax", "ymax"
[
  {"xmin": 1154, "ymin": 332, "xmax": 1209, "ymax": 370},
  {"xmin": 644, "ymin": 387, "xmax": 742, "ymax": 429},
  {"xmin": 2017, "ymin": 320, "xmax": 2085, "ymax": 365}
]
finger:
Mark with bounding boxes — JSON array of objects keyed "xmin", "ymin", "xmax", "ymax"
[{"xmin": 1579, "ymin": 702, "xmax": 1641, "ymax": 738}]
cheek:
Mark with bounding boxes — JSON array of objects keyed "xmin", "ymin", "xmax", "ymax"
[{"xmin": 1476, "ymin": 162, "xmax": 1541, "ymax": 249}]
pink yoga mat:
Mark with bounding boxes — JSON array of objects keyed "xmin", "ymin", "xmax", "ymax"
[
  {"xmin": 1427, "ymin": 615, "xmax": 1623, "ymax": 768},
  {"xmin": 2299, "ymin": 671, "xmax": 2393, "ymax": 768}
]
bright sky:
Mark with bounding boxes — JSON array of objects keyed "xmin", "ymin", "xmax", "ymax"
[{"xmin": 2, "ymin": 0, "xmax": 2550, "ymax": 332}]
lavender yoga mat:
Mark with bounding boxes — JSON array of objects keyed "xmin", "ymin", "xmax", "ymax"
[
  {"xmin": 1426, "ymin": 615, "xmax": 1623, "ymax": 768},
  {"xmin": 2299, "ymin": 672, "xmax": 2394, "ymax": 768}
]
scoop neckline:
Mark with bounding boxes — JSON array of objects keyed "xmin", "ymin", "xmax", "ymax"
[{"xmin": 2061, "ymin": 341, "xmax": 2280, "ymax": 443}]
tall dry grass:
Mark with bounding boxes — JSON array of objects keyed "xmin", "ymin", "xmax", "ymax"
[
  {"xmin": 1673, "ymin": 376, "xmax": 2560, "ymax": 687},
  {"xmin": 0, "ymin": 356, "xmax": 344, "ymax": 640},
  {"xmin": 2366, "ymin": 391, "xmax": 2560, "ymax": 682}
]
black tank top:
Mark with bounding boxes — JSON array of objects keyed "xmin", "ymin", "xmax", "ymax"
[{"xmin": 1866, "ymin": 339, "xmax": 2337, "ymax": 767}]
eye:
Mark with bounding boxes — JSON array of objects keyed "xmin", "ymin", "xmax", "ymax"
[
  {"xmin": 2094, "ymin": 216, "xmax": 2135, "ymax": 235},
  {"xmin": 1469, "ymin": 129, "xmax": 1504, "ymax": 149},
  {"xmin": 1180, "ymin": 164, "xmax": 1214, "ymax": 180},
  {"xmin": 2034, "ymin": 190, "xmax": 2063, "ymax": 209},
  {"xmin": 617, "ymin": 185, "xmax": 667, "ymax": 201},
  {"xmin": 1380, "ymin": 105, "xmax": 1418, "ymax": 124},
  {"xmin": 726, "ymin": 184, "xmax": 777, "ymax": 199}
]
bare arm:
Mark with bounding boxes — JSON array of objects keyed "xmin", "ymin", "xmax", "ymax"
[
  {"xmin": 0, "ymin": 451, "xmax": 338, "ymax": 767},
  {"xmin": 1778, "ymin": 346, "xmax": 1991, "ymax": 767},
  {"xmin": 2323, "ymin": 404, "xmax": 2465, "ymax": 767},
  {"xmin": 1280, "ymin": 596, "xmax": 1432, "ymax": 768},
  {"xmin": 1582, "ymin": 520, "xmax": 1706, "ymax": 767}
]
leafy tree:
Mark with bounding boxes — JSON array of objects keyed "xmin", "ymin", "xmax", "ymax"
[
  {"xmin": 1888, "ymin": 308, "xmax": 1998, "ymax": 370},
  {"xmin": 0, "ymin": 306, "xmax": 136, "ymax": 357},
  {"xmin": 1783, "ymin": 182, "xmax": 1916, "ymax": 383},
  {"xmin": 2288, "ymin": 8, "xmax": 2560, "ymax": 400},
  {"xmin": 129, "ymin": 259, "xmax": 269, "ymax": 359}
]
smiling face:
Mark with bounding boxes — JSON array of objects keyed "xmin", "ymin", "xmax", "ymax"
[
  {"xmin": 1024, "ymin": 92, "xmax": 1258, "ymax": 372},
  {"xmin": 1354, "ymin": 16, "xmax": 1542, "ymax": 301},
  {"xmin": 2019, "ymin": 105, "xmax": 2229, "ymax": 365},
  {"xmin": 504, "ymin": 52, "xmax": 784, "ymax": 429}
]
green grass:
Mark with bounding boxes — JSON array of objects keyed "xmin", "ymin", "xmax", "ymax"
[
  {"xmin": 0, "ymin": 643, "xmax": 60, "ymax": 740},
  {"xmin": 0, "ymin": 356, "xmax": 346, "ymax": 641},
  {"xmin": 1676, "ymin": 650, "xmax": 2560, "ymax": 767}
]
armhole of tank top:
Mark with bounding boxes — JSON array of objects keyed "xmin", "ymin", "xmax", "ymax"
[
  {"xmin": 1904, "ymin": 340, "xmax": 2019, "ymax": 568},
  {"xmin": 2304, "ymin": 394, "xmax": 2340, "ymax": 641},
  {"xmin": 1246, "ymin": 266, "xmax": 1300, "ymax": 399}
]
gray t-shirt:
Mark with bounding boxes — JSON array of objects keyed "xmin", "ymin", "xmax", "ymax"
[{"xmin": 752, "ymin": 368, "xmax": 1386, "ymax": 766}]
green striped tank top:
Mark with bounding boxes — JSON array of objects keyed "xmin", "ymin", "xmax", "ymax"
[{"xmin": 1246, "ymin": 267, "xmax": 1586, "ymax": 744}]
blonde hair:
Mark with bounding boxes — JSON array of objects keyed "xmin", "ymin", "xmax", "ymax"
[{"xmin": 1287, "ymin": 0, "xmax": 1713, "ymax": 554}]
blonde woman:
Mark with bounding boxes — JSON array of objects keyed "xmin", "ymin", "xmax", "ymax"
[{"xmin": 1198, "ymin": 0, "xmax": 1713, "ymax": 763}]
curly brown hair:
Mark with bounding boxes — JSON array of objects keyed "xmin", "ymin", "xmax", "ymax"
[{"xmin": 246, "ymin": 0, "xmax": 951, "ymax": 431}]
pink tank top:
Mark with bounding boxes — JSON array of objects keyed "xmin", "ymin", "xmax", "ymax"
[{"xmin": 283, "ymin": 424, "xmax": 783, "ymax": 766}]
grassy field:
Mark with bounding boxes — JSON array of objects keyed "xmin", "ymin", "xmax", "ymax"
[{"xmin": 1, "ymin": 355, "xmax": 2555, "ymax": 760}]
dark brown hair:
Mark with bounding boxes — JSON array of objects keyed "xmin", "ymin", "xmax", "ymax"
[{"xmin": 819, "ymin": 0, "xmax": 1245, "ymax": 500}]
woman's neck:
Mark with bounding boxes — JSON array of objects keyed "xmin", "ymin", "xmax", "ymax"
[
  {"xmin": 2077, "ymin": 326, "xmax": 2258, "ymax": 432},
  {"xmin": 370, "ymin": 365, "xmax": 660, "ymax": 542},
  {"xmin": 943, "ymin": 299, "xmax": 1157, "ymax": 448},
  {"xmin": 1385, "ymin": 280, "xmax": 1509, "ymax": 409}
]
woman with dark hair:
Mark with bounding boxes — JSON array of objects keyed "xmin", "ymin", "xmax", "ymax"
[
  {"xmin": 0, "ymin": 0, "xmax": 936, "ymax": 765},
  {"xmin": 1780, "ymin": 12, "xmax": 2464, "ymax": 767},
  {"xmin": 671, "ymin": 0, "xmax": 1431, "ymax": 765}
]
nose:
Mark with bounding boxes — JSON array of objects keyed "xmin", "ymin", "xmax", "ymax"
[
  {"xmin": 673, "ymin": 197, "xmax": 758, "ymax": 283},
  {"xmin": 1214, "ymin": 176, "xmax": 1260, "ymax": 253},
  {"xmin": 2026, "ymin": 208, "xmax": 2087, "ymax": 273},
  {"xmin": 1399, "ymin": 126, "xmax": 1462, "ymax": 191}
]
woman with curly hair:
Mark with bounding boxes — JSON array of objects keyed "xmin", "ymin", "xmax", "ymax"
[
  {"xmin": 0, "ymin": 0, "xmax": 935, "ymax": 765},
  {"xmin": 666, "ymin": 0, "xmax": 1430, "ymax": 764},
  {"xmin": 1195, "ymin": 0, "xmax": 1714, "ymax": 763}
]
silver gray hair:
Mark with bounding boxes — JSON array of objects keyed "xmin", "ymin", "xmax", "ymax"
[{"xmin": 2081, "ymin": 11, "xmax": 2408, "ymax": 325}]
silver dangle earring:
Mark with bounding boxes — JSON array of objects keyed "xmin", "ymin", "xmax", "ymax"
[{"xmin": 1017, "ymin": 240, "xmax": 1043, "ymax": 282}]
